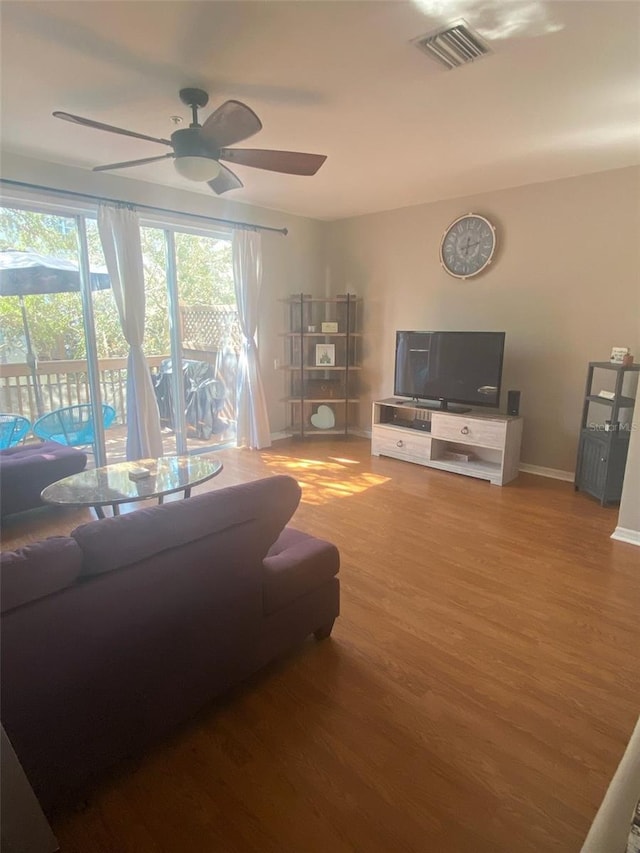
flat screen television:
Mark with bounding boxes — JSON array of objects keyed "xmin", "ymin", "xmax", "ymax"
[{"xmin": 394, "ymin": 331, "xmax": 505, "ymax": 412}]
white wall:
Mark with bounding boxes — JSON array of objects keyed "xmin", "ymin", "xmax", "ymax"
[
  {"xmin": 325, "ymin": 166, "xmax": 640, "ymax": 472},
  {"xmin": 0, "ymin": 152, "xmax": 327, "ymax": 433}
]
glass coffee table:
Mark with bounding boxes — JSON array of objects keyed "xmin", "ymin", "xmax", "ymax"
[{"xmin": 41, "ymin": 455, "xmax": 223, "ymax": 518}]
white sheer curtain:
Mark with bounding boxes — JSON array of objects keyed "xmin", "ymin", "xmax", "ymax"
[
  {"xmin": 97, "ymin": 204, "xmax": 163, "ymax": 460},
  {"xmin": 232, "ymin": 229, "xmax": 271, "ymax": 449}
]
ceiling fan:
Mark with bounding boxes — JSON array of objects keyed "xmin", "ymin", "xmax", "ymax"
[{"xmin": 53, "ymin": 88, "xmax": 327, "ymax": 195}]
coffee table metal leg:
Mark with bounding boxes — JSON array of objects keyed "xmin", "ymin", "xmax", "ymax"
[
  {"xmin": 184, "ymin": 487, "xmax": 192, "ymax": 499},
  {"xmin": 112, "ymin": 504, "xmax": 120, "ymax": 516},
  {"xmin": 93, "ymin": 505, "xmax": 105, "ymax": 519}
]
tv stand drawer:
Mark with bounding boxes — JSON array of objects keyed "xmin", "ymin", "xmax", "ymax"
[
  {"xmin": 371, "ymin": 425, "xmax": 431, "ymax": 464},
  {"xmin": 431, "ymin": 413, "xmax": 506, "ymax": 449}
]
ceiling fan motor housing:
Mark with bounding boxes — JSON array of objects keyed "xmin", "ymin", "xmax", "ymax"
[{"xmin": 171, "ymin": 127, "xmax": 218, "ymax": 160}]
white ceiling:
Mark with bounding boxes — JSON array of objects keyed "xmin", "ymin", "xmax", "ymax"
[{"xmin": 1, "ymin": 1, "xmax": 639, "ymax": 220}]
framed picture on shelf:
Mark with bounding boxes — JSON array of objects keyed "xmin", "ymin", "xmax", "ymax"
[
  {"xmin": 321, "ymin": 321, "xmax": 338, "ymax": 333},
  {"xmin": 610, "ymin": 347, "xmax": 630, "ymax": 364},
  {"xmin": 315, "ymin": 343, "xmax": 336, "ymax": 366}
]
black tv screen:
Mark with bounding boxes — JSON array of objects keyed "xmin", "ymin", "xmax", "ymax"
[{"xmin": 394, "ymin": 331, "xmax": 505, "ymax": 409}]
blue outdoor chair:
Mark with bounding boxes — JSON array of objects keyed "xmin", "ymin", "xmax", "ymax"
[
  {"xmin": 33, "ymin": 404, "xmax": 116, "ymax": 448},
  {"xmin": 0, "ymin": 414, "xmax": 31, "ymax": 449}
]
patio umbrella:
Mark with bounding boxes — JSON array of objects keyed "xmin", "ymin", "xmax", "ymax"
[{"xmin": 0, "ymin": 250, "xmax": 111, "ymax": 415}]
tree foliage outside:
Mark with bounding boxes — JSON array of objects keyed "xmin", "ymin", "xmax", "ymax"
[{"xmin": 0, "ymin": 207, "xmax": 234, "ymax": 362}]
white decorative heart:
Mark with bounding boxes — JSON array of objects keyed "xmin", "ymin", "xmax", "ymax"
[{"xmin": 310, "ymin": 405, "xmax": 335, "ymax": 430}]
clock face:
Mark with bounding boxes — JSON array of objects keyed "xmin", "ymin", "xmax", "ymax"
[{"xmin": 440, "ymin": 214, "xmax": 496, "ymax": 279}]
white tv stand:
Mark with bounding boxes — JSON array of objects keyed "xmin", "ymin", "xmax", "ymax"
[{"xmin": 371, "ymin": 398, "xmax": 523, "ymax": 486}]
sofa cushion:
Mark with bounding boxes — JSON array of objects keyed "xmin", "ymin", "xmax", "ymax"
[
  {"xmin": 263, "ymin": 528, "xmax": 340, "ymax": 615},
  {"xmin": 0, "ymin": 441, "xmax": 87, "ymax": 517},
  {"xmin": 0, "ymin": 537, "xmax": 83, "ymax": 613},
  {"xmin": 71, "ymin": 474, "xmax": 302, "ymax": 577},
  {"xmin": 0, "ymin": 441, "xmax": 87, "ymax": 468}
]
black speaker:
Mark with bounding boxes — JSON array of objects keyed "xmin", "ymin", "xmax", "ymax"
[{"xmin": 507, "ymin": 390, "xmax": 521, "ymax": 416}]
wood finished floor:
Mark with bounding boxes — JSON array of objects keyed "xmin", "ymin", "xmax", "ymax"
[{"xmin": 2, "ymin": 437, "xmax": 639, "ymax": 853}]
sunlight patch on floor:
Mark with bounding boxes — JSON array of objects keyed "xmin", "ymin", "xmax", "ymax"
[{"xmin": 262, "ymin": 452, "xmax": 389, "ymax": 505}]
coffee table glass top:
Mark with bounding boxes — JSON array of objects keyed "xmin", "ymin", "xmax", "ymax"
[{"xmin": 42, "ymin": 455, "xmax": 223, "ymax": 509}]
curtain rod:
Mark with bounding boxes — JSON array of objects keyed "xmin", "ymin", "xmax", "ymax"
[{"xmin": 0, "ymin": 178, "xmax": 289, "ymax": 236}]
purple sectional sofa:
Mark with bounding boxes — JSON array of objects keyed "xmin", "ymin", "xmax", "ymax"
[
  {"xmin": 0, "ymin": 441, "xmax": 87, "ymax": 518},
  {"xmin": 0, "ymin": 475, "xmax": 340, "ymax": 810}
]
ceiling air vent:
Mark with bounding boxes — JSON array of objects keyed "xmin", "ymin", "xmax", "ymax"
[{"xmin": 413, "ymin": 21, "xmax": 491, "ymax": 70}]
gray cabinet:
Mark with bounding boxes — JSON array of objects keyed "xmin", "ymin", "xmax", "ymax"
[
  {"xmin": 575, "ymin": 429, "xmax": 630, "ymax": 506},
  {"xmin": 575, "ymin": 361, "xmax": 639, "ymax": 505}
]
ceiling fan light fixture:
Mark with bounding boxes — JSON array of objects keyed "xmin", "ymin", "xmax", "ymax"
[{"xmin": 174, "ymin": 156, "xmax": 221, "ymax": 182}]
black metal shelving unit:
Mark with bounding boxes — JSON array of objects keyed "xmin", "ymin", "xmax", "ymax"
[{"xmin": 280, "ymin": 294, "xmax": 361, "ymax": 439}]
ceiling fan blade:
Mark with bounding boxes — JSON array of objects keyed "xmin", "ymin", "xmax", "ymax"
[
  {"xmin": 218, "ymin": 148, "xmax": 327, "ymax": 176},
  {"xmin": 53, "ymin": 111, "xmax": 172, "ymax": 146},
  {"xmin": 200, "ymin": 100, "xmax": 262, "ymax": 149},
  {"xmin": 93, "ymin": 153, "xmax": 176, "ymax": 172},
  {"xmin": 208, "ymin": 163, "xmax": 243, "ymax": 195}
]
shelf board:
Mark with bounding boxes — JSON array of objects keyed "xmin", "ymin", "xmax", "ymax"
[
  {"xmin": 428, "ymin": 458, "xmax": 501, "ymax": 478},
  {"xmin": 279, "ymin": 332, "xmax": 361, "ymax": 338},
  {"xmin": 587, "ymin": 394, "xmax": 636, "ymax": 408},
  {"xmin": 284, "ymin": 397, "xmax": 359, "ymax": 404},
  {"xmin": 285, "ymin": 427, "xmax": 351, "ymax": 436},
  {"xmin": 589, "ymin": 361, "xmax": 640, "ymax": 371},
  {"xmin": 280, "ymin": 365, "xmax": 362, "ymax": 371},
  {"xmin": 580, "ymin": 426, "xmax": 631, "ymax": 440},
  {"xmin": 280, "ymin": 296, "xmax": 361, "ymax": 304}
]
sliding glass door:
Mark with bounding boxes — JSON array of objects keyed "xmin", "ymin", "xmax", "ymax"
[
  {"xmin": 1, "ymin": 200, "xmax": 238, "ymax": 463},
  {"xmin": 0, "ymin": 207, "xmax": 110, "ymax": 464}
]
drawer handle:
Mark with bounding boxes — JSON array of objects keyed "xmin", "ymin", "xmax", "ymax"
[
  {"xmin": 460, "ymin": 426, "xmax": 470, "ymax": 435},
  {"xmin": 601, "ymin": 456, "xmax": 607, "ymax": 463},
  {"xmin": 397, "ymin": 440, "xmax": 404, "ymax": 447}
]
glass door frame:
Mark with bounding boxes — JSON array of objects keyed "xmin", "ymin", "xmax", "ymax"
[
  {"xmin": 75, "ymin": 215, "xmax": 107, "ymax": 465},
  {"xmin": 163, "ymin": 227, "xmax": 187, "ymax": 455}
]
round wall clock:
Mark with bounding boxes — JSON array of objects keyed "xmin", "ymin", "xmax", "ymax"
[{"xmin": 440, "ymin": 213, "xmax": 496, "ymax": 279}]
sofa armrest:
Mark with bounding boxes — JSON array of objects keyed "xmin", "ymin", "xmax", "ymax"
[{"xmin": 262, "ymin": 528, "xmax": 339, "ymax": 615}]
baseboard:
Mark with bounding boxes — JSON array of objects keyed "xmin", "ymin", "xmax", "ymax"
[
  {"xmin": 518, "ymin": 463, "xmax": 574, "ymax": 482},
  {"xmin": 351, "ymin": 427, "xmax": 371, "ymax": 439},
  {"xmin": 611, "ymin": 526, "xmax": 640, "ymax": 547},
  {"xmin": 270, "ymin": 430, "xmax": 290, "ymax": 442}
]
